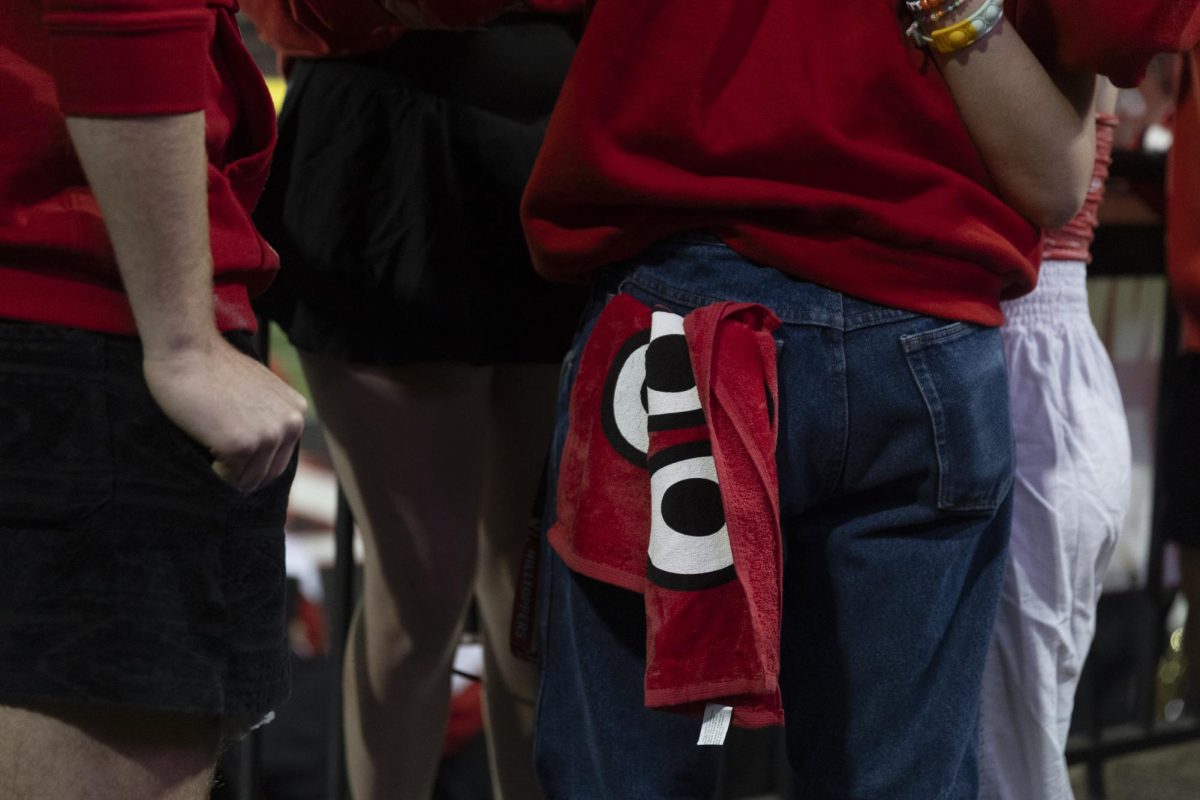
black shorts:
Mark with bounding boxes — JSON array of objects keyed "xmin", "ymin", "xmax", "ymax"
[
  {"xmin": 0, "ymin": 320, "xmax": 294, "ymax": 723},
  {"xmin": 254, "ymin": 14, "xmax": 587, "ymax": 366},
  {"xmin": 1164, "ymin": 352, "xmax": 1200, "ymax": 549}
]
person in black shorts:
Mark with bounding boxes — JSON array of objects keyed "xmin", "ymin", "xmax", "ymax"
[
  {"xmin": 0, "ymin": 2, "xmax": 305, "ymax": 799},
  {"xmin": 243, "ymin": 4, "xmax": 587, "ymax": 798}
]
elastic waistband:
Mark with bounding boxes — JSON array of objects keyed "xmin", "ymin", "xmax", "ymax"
[{"xmin": 1000, "ymin": 261, "xmax": 1089, "ymax": 325}]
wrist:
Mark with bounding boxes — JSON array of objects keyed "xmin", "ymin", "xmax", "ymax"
[
  {"xmin": 140, "ymin": 326, "xmax": 223, "ymax": 362},
  {"xmin": 906, "ymin": 0, "xmax": 1004, "ymax": 54},
  {"xmin": 907, "ymin": 0, "xmax": 988, "ymax": 29}
]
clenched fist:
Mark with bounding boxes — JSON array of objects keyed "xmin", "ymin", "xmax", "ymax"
[{"xmin": 143, "ymin": 336, "xmax": 307, "ymax": 493}]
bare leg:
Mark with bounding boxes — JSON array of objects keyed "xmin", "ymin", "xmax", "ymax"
[
  {"xmin": 300, "ymin": 354, "xmax": 489, "ymax": 800},
  {"xmin": 0, "ymin": 704, "xmax": 218, "ymax": 800},
  {"xmin": 476, "ymin": 363, "xmax": 561, "ymax": 800}
]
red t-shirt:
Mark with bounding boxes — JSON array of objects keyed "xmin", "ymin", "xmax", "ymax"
[
  {"xmin": 520, "ymin": 0, "xmax": 1200, "ymax": 326},
  {"xmin": 0, "ymin": 0, "xmax": 280, "ymax": 335}
]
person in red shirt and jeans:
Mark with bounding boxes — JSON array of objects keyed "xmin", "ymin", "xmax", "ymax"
[
  {"xmin": 509, "ymin": 1, "xmax": 1198, "ymax": 798},
  {"xmin": 0, "ymin": 2, "xmax": 306, "ymax": 798},
  {"xmin": 293, "ymin": 4, "xmax": 1193, "ymax": 796}
]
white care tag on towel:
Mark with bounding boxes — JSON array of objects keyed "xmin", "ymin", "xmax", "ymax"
[{"xmin": 697, "ymin": 703, "xmax": 733, "ymax": 746}]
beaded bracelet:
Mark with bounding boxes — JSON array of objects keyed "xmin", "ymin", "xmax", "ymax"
[
  {"xmin": 919, "ymin": 0, "xmax": 970, "ymax": 25},
  {"xmin": 906, "ymin": 0, "xmax": 946, "ymax": 12},
  {"xmin": 907, "ymin": 0, "xmax": 1004, "ymax": 55}
]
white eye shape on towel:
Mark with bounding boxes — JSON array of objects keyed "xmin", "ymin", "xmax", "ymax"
[
  {"xmin": 601, "ymin": 330, "xmax": 650, "ymax": 466},
  {"xmin": 645, "ymin": 311, "xmax": 735, "ymax": 591}
]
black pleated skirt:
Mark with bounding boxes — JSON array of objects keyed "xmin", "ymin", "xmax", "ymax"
[{"xmin": 254, "ymin": 15, "xmax": 587, "ymax": 365}]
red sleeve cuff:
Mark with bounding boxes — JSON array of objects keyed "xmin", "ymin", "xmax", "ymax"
[{"xmin": 42, "ymin": 8, "xmax": 211, "ymax": 116}]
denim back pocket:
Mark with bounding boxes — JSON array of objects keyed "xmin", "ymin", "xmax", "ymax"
[
  {"xmin": 901, "ymin": 321, "xmax": 1013, "ymax": 513},
  {"xmin": 0, "ymin": 325, "xmax": 112, "ymax": 525}
]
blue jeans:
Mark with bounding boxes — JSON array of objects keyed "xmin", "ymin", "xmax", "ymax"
[{"xmin": 534, "ymin": 237, "xmax": 1014, "ymax": 800}]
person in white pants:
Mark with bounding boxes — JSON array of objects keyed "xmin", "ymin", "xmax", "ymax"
[{"xmin": 979, "ymin": 83, "xmax": 1132, "ymax": 800}]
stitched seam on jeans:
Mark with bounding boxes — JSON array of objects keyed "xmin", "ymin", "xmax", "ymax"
[
  {"xmin": 842, "ymin": 307, "xmax": 922, "ymax": 332},
  {"xmin": 900, "ymin": 320, "xmax": 974, "ymax": 352},
  {"xmin": 902, "ymin": 323, "xmax": 1007, "ymax": 512},
  {"xmin": 625, "ymin": 273, "xmax": 839, "ymax": 329},
  {"xmin": 829, "ymin": 323, "xmax": 851, "ymax": 497},
  {"xmin": 623, "ymin": 274, "xmax": 728, "ymax": 311},
  {"xmin": 902, "ymin": 344, "xmax": 952, "ymax": 511}
]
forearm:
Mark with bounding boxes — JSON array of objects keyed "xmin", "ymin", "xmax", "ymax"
[
  {"xmin": 930, "ymin": 4, "xmax": 1096, "ymax": 228},
  {"xmin": 1096, "ymin": 77, "xmax": 1119, "ymax": 117},
  {"xmin": 66, "ymin": 113, "xmax": 218, "ymax": 357}
]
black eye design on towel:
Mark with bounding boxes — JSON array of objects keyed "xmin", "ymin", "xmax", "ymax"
[
  {"xmin": 645, "ymin": 438, "xmax": 736, "ymax": 590},
  {"xmin": 601, "ymin": 329, "xmax": 651, "ymax": 467},
  {"xmin": 645, "ymin": 331, "xmax": 708, "ymax": 432},
  {"xmin": 644, "ymin": 311, "xmax": 736, "ymax": 591}
]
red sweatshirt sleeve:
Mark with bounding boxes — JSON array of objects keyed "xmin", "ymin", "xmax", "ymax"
[
  {"xmin": 39, "ymin": 0, "xmax": 211, "ymax": 116},
  {"xmin": 1013, "ymin": 0, "xmax": 1200, "ymax": 88}
]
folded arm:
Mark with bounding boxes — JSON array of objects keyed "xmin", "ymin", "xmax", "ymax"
[{"xmin": 929, "ymin": 2, "xmax": 1098, "ymax": 228}]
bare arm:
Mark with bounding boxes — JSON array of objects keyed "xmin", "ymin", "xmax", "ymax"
[
  {"xmin": 66, "ymin": 113, "xmax": 306, "ymax": 492},
  {"xmin": 1096, "ymin": 77, "xmax": 1119, "ymax": 117},
  {"xmin": 928, "ymin": 3, "xmax": 1097, "ymax": 228}
]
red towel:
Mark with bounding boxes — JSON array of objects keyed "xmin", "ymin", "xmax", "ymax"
[{"xmin": 548, "ymin": 293, "xmax": 784, "ymax": 727}]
